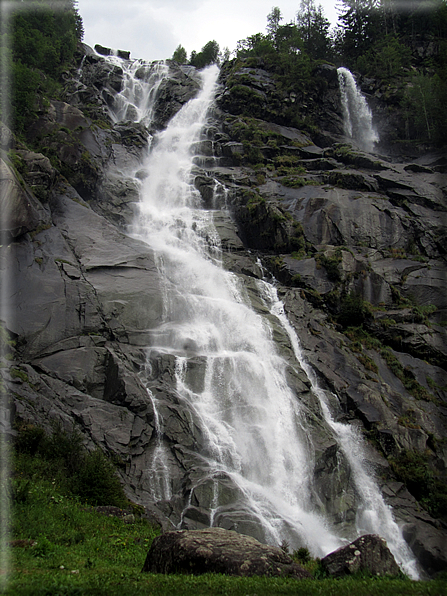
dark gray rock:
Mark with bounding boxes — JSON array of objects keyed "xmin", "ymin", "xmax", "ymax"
[
  {"xmin": 0, "ymin": 158, "xmax": 46, "ymax": 238},
  {"xmin": 4, "ymin": 48, "xmax": 447, "ymax": 580},
  {"xmin": 320, "ymin": 534, "xmax": 401, "ymax": 577},
  {"xmin": 402, "ymin": 521, "xmax": 447, "ymax": 577},
  {"xmin": 117, "ymin": 50, "xmax": 131, "ymax": 60},
  {"xmin": 142, "ymin": 528, "xmax": 311, "ymax": 578},
  {"xmin": 95, "ymin": 45, "xmax": 112, "ymax": 56},
  {"xmin": 151, "ymin": 65, "xmax": 200, "ymax": 129},
  {"xmin": 15, "ymin": 150, "xmax": 57, "ymax": 202}
]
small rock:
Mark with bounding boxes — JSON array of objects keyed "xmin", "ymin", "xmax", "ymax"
[{"xmin": 320, "ymin": 534, "xmax": 401, "ymax": 577}]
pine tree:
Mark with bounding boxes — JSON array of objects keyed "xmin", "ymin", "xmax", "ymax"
[
  {"xmin": 296, "ymin": 0, "xmax": 332, "ymax": 60},
  {"xmin": 266, "ymin": 6, "xmax": 283, "ymax": 38},
  {"xmin": 337, "ymin": 0, "xmax": 382, "ymax": 62},
  {"xmin": 172, "ymin": 45, "xmax": 187, "ymax": 64}
]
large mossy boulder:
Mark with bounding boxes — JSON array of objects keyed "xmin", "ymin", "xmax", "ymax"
[{"xmin": 142, "ymin": 528, "xmax": 311, "ymax": 578}]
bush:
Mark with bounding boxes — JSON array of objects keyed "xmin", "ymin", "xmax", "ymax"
[
  {"xmin": 294, "ymin": 547, "xmax": 311, "ymax": 563},
  {"xmin": 71, "ymin": 448, "xmax": 128, "ymax": 507},
  {"xmin": 14, "ymin": 424, "xmax": 46, "ymax": 455},
  {"xmin": 13, "ymin": 423, "xmax": 128, "ymax": 508},
  {"xmin": 337, "ymin": 292, "xmax": 367, "ymax": 328}
]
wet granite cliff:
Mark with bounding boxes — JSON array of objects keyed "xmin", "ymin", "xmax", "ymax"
[{"xmin": 1, "ymin": 45, "xmax": 446, "ymax": 576}]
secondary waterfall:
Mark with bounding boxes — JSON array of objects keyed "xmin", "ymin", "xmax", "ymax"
[
  {"xmin": 103, "ymin": 55, "xmax": 169, "ymax": 125},
  {"xmin": 337, "ymin": 67, "xmax": 379, "ymax": 152},
  {"xmin": 103, "ymin": 55, "xmax": 418, "ymax": 577},
  {"xmin": 258, "ymin": 282, "xmax": 419, "ymax": 579}
]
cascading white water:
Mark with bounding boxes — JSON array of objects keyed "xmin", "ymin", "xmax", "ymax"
[
  {"xmin": 337, "ymin": 67, "xmax": 379, "ymax": 153},
  {"xmin": 139, "ymin": 362, "xmax": 172, "ymax": 502},
  {"xmin": 104, "ymin": 54, "xmax": 169, "ymax": 125},
  {"xmin": 130, "ymin": 65, "xmax": 342, "ymax": 557},
  {"xmin": 257, "ymin": 281, "xmax": 419, "ymax": 579},
  {"xmin": 103, "ymin": 57, "xmax": 418, "ymax": 574}
]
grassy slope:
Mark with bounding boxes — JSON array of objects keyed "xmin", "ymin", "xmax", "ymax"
[{"xmin": 4, "ymin": 454, "xmax": 447, "ymax": 596}]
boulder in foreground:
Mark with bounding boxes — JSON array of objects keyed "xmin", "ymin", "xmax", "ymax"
[
  {"xmin": 320, "ymin": 534, "xmax": 401, "ymax": 577},
  {"xmin": 142, "ymin": 528, "xmax": 311, "ymax": 578}
]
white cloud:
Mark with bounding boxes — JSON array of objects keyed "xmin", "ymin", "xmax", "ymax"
[{"xmin": 77, "ymin": 0, "xmax": 341, "ymax": 61}]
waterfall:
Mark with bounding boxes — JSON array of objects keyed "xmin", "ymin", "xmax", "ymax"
[
  {"xmin": 130, "ymin": 64, "xmax": 342, "ymax": 557},
  {"xmin": 101, "ymin": 57, "xmax": 418, "ymax": 576},
  {"xmin": 103, "ymin": 54, "xmax": 169, "ymax": 125},
  {"xmin": 337, "ymin": 67, "xmax": 379, "ymax": 152},
  {"xmin": 257, "ymin": 282, "xmax": 419, "ymax": 579}
]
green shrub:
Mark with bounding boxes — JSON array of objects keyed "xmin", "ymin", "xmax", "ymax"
[
  {"xmin": 14, "ymin": 424, "xmax": 46, "ymax": 455},
  {"xmin": 337, "ymin": 292, "xmax": 367, "ymax": 328},
  {"xmin": 294, "ymin": 547, "xmax": 311, "ymax": 563},
  {"xmin": 389, "ymin": 450, "xmax": 447, "ymax": 519},
  {"xmin": 280, "ymin": 176, "xmax": 306, "ymax": 188},
  {"xmin": 13, "ymin": 423, "xmax": 128, "ymax": 508},
  {"xmin": 71, "ymin": 448, "xmax": 128, "ymax": 507}
]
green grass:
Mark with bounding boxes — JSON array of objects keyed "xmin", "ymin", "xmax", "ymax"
[
  {"xmin": 4, "ymin": 468, "xmax": 160, "ymax": 595},
  {"xmin": 4, "ymin": 475, "xmax": 447, "ymax": 596},
  {"xmin": 4, "ymin": 435, "xmax": 447, "ymax": 595},
  {"xmin": 5, "ymin": 559, "xmax": 447, "ymax": 596}
]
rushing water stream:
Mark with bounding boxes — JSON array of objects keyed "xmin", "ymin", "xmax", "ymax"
[
  {"xmin": 103, "ymin": 55, "xmax": 418, "ymax": 577},
  {"xmin": 337, "ymin": 67, "xmax": 379, "ymax": 152}
]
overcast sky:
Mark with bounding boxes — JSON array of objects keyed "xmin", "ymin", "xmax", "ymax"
[{"xmin": 76, "ymin": 1, "xmax": 341, "ymax": 62}]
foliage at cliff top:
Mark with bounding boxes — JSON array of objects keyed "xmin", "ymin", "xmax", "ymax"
[
  {"xmin": 229, "ymin": 1, "xmax": 447, "ymax": 144},
  {"xmin": 0, "ymin": 0, "xmax": 83, "ymax": 136}
]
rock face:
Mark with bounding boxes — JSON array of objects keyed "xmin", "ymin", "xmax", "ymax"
[
  {"xmin": 142, "ymin": 528, "xmax": 311, "ymax": 578},
  {"xmin": 320, "ymin": 534, "xmax": 401, "ymax": 577},
  {"xmin": 2, "ymin": 46, "xmax": 447, "ymax": 577}
]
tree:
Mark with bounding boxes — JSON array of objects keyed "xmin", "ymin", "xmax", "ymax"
[
  {"xmin": 172, "ymin": 44, "xmax": 187, "ymax": 64},
  {"xmin": 296, "ymin": 0, "xmax": 332, "ymax": 60},
  {"xmin": 236, "ymin": 33, "xmax": 275, "ymax": 58},
  {"xmin": 10, "ymin": 0, "xmax": 80, "ymax": 77},
  {"xmin": 189, "ymin": 40, "xmax": 220, "ymax": 69},
  {"xmin": 266, "ymin": 6, "xmax": 283, "ymax": 38},
  {"xmin": 219, "ymin": 46, "xmax": 231, "ymax": 63},
  {"xmin": 380, "ymin": 0, "xmax": 447, "ymax": 39},
  {"xmin": 1, "ymin": 0, "xmax": 83, "ymax": 134},
  {"xmin": 355, "ymin": 34, "xmax": 411, "ymax": 79},
  {"xmin": 402, "ymin": 72, "xmax": 446, "ymax": 143},
  {"xmin": 72, "ymin": 0, "xmax": 84, "ymax": 41},
  {"xmin": 337, "ymin": 0, "xmax": 382, "ymax": 63},
  {"xmin": 274, "ymin": 23, "xmax": 302, "ymax": 55}
]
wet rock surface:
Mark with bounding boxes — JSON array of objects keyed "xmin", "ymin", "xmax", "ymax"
[{"xmin": 2, "ymin": 47, "xmax": 446, "ymax": 577}]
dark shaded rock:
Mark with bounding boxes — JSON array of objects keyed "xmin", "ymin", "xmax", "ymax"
[
  {"xmin": 402, "ymin": 521, "xmax": 447, "ymax": 577},
  {"xmin": 117, "ymin": 50, "xmax": 131, "ymax": 60},
  {"xmin": 151, "ymin": 66, "xmax": 200, "ymax": 129},
  {"xmin": 323, "ymin": 170, "xmax": 379, "ymax": 192},
  {"xmin": 234, "ymin": 197, "xmax": 298, "ymax": 252},
  {"xmin": 194, "ymin": 174, "xmax": 215, "ymax": 204},
  {"xmin": 142, "ymin": 528, "xmax": 311, "ymax": 578},
  {"xmin": 24, "ymin": 99, "xmax": 112, "ymax": 202},
  {"xmin": 0, "ymin": 158, "xmax": 48, "ymax": 238},
  {"xmin": 312, "ymin": 63, "xmax": 339, "ymax": 86},
  {"xmin": 15, "ymin": 150, "xmax": 57, "ymax": 201},
  {"xmin": 94, "ymin": 45, "xmax": 112, "ymax": 56},
  {"xmin": 320, "ymin": 534, "xmax": 401, "ymax": 577}
]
